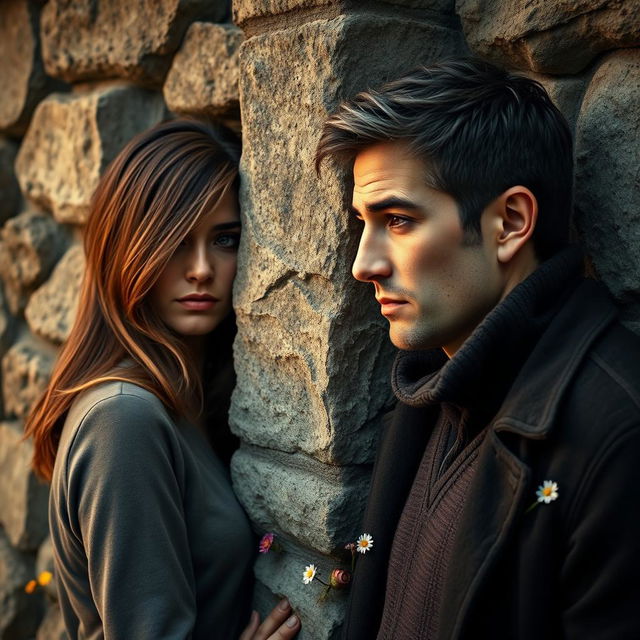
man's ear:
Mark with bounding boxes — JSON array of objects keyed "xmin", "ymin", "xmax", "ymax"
[{"xmin": 490, "ymin": 186, "xmax": 538, "ymax": 264}]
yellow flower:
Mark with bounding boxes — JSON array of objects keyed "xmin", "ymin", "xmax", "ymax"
[
  {"xmin": 24, "ymin": 580, "xmax": 37, "ymax": 594},
  {"xmin": 38, "ymin": 571, "xmax": 53, "ymax": 586}
]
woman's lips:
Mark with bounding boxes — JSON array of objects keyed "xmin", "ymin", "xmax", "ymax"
[{"xmin": 177, "ymin": 294, "xmax": 217, "ymax": 311}]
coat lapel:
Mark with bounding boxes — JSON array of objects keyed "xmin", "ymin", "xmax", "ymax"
[
  {"xmin": 438, "ymin": 430, "xmax": 529, "ymax": 638},
  {"xmin": 439, "ymin": 280, "xmax": 617, "ymax": 638},
  {"xmin": 343, "ymin": 404, "xmax": 436, "ymax": 640}
]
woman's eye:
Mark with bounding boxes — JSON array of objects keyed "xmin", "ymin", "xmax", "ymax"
[{"xmin": 214, "ymin": 233, "xmax": 240, "ymax": 250}]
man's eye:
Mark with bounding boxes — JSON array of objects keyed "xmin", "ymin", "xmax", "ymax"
[{"xmin": 386, "ymin": 214, "xmax": 409, "ymax": 228}]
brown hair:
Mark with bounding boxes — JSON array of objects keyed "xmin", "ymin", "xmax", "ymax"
[{"xmin": 24, "ymin": 119, "xmax": 241, "ymax": 481}]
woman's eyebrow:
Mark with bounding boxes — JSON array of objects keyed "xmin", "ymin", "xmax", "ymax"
[{"xmin": 212, "ymin": 221, "xmax": 241, "ymax": 231}]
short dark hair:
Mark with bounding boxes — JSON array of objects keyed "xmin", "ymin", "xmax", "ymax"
[{"xmin": 315, "ymin": 58, "xmax": 574, "ymax": 260}]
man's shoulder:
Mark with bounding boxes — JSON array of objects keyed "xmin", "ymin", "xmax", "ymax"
[{"xmin": 583, "ymin": 319, "xmax": 640, "ymax": 410}]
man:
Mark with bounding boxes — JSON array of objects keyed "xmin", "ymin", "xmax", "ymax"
[{"xmin": 315, "ymin": 58, "xmax": 640, "ymax": 639}]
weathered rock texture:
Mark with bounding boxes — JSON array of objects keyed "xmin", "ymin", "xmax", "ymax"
[
  {"xmin": 0, "ymin": 0, "xmax": 64, "ymax": 136},
  {"xmin": 0, "ymin": 526, "xmax": 42, "ymax": 639},
  {"xmin": 0, "ymin": 210, "xmax": 68, "ymax": 314},
  {"xmin": 574, "ymin": 49, "xmax": 640, "ymax": 324},
  {"xmin": 41, "ymin": 0, "xmax": 230, "ymax": 87},
  {"xmin": 0, "ymin": 421, "xmax": 49, "ymax": 550},
  {"xmin": 0, "ymin": 137, "xmax": 21, "ymax": 225},
  {"xmin": 2, "ymin": 337, "xmax": 56, "ymax": 420},
  {"xmin": 457, "ymin": 0, "xmax": 640, "ymax": 74},
  {"xmin": 231, "ymin": 11, "xmax": 464, "ymax": 636},
  {"xmin": 0, "ymin": 1, "xmax": 639, "ymax": 639},
  {"xmin": 26, "ymin": 244, "xmax": 84, "ymax": 345},
  {"xmin": 233, "ymin": 0, "xmax": 457, "ymax": 28},
  {"xmin": 0, "ymin": 282, "xmax": 16, "ymax": 359},
  {"xmin": 164, "ymin": 22, "xmax": 244, "ymax": 120},
  {"xmin": 15, "ymin": 85, "xmax": 167, "ymax": 225}
]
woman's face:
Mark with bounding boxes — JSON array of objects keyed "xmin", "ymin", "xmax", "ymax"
[{"xmin": 149, "ymin": 188, "xmax": 240, "ymax": 338}]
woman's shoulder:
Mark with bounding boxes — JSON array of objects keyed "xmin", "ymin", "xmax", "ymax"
[
  {"xmin": 71, "ymin": 379, "xmax": 163, "ymax": 416},
  {"xmin": 60, "ymin": 380, "xmax": 176, "ymax": 458}
]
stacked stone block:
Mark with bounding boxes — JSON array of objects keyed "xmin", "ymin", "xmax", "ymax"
[{"xmin": 0, "ymin": 0, "xmax": 638, "ymax": 638}]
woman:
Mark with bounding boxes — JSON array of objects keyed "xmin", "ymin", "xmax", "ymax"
[{"xmin": 24, "ymin": 120, "xmax": 300, "ymax": 639}]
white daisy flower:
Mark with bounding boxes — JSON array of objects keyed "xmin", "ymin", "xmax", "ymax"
[
  {"xmin": 536, "ymin": 480, "xmax": 559, "ymax": 504},
  {"xmin": 302, "ymin": 564, "xmax": 317, "ymax": 584},
  {"xmin": 356, "ymin": 533, "xmax": 374, "ymax": 554}
]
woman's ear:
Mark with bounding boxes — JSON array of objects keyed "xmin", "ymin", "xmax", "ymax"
[{"xmin": 492, "ymin": 186, "xmax": 538, "ymax": 264}]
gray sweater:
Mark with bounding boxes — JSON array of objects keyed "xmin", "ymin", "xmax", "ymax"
[{"xmin": 49, "ymin": 381, "xmax": 254, "ymax": 639}]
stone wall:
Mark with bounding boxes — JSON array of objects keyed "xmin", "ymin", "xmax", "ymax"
[{"xmin": 0, "ymin": 0, "xmax": 638, "ymax": 638}]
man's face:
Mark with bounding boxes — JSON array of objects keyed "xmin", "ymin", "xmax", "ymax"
[{"xmin": 351, "ymin": 141, "xmax": 504, "ymax": 355}]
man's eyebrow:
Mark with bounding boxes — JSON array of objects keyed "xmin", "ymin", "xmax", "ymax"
[
  {"xmin": 365, "ymin": 196, "xmax": 422, "ymax": 212},
  {"xmin": 211, "ymin": 221, "xmax": 241, "ymax": 231}
]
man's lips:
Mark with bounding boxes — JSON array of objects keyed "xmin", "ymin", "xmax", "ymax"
[
  {"xmin": 177, "ymin": 293, "xmax": 218, "ymax": 310},
  {"xmin": 377, "ymin": 297, "xmax": 408, "ymax": 317}
]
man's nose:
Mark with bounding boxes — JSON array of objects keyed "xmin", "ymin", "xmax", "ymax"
[
  {"xmin": 186, "ymin": 245, "xmax": 213, "ymax": 282},
  {"xmin": 352, "ymin": 229, "xmax": 391, "ymax": 282}
]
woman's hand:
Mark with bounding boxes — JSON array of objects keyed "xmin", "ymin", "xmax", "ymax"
[{"xmin": 239, "ymin": 598, "xmax": 300, "ymax": 640}]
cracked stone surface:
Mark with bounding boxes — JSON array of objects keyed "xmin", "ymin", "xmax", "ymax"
[
  {"xmin": 164, "ymin": 22, "xmax": 243, "ymax": 120},
  {"xmin": 231, "ymin": 15, "xmax": 461, "ymax": 465},
  {"xmin": 0, "ymin": 137, "xmax": 21, "ymax": 225},
  {"xmin": 2, "ymin": 337, "xmax": 56, "ymax": 420},
  {"xmin": 0, "ymin": 209, "xmax": 68, "ymax": 314},
  {"xmin": 0, "ymin": 421, "xmax": 49, "ymax": 551},
  {"xmin": 232, "ymin": 446, "xmax": 370, "ymax": 553},
  {"xmin": 233, "ymin": 0, "xmax": 455, "ymax": 27},
  {"xmin": 574, "ymin": 49, "xmax": 640, "ymax": 323},
  {"xmin": 457, "ymin": 0, "xmax": 640, "ymax": 74},
  {"xmin": 0, "ymin": 0, "xmax": 65, "ymax": 136},
  {"xmin": 26, "ymin": 244, "xmax": 84, "ymax": 345},
  {"xmin": 41, "ymin": 0, "xmax": 229, "ymax": 87},
  {"xmin": 15, "ymin": 85, "xmax": 167, "ymax": 225}
]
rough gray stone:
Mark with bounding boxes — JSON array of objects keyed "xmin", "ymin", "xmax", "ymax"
[
  {"xmin": 15, "ymin": 85, "xmax": 167, "ymax": 225},
  {"xmin": 456, "ymin": 0, "xmax": 640, "ymax": 74},
  {"xmin": 233, "ymin": 0, "xmax": 455, "ymax": 28},
  {"xmin": 41, "ymin": 0, "xmax": 229, "ymax": 87},
  {"xmin": 0, "ymin": 281, "xmax": 16, "ymax": 359},
  {"xmin": 231, "ymin": 15, "xmax": 461, "ymax": 464},
  {"xmin": 231, "ymin": 446, "xmax": 370, "ymax": 553},
  {"xmin": 164, "ymin": 22, "xmax": 243, "ymax": 120},
  {"xmin": 0, "ymin": 525, "xmax": 43, "ymax": 638},
  {"xmin": 0, "ymin": 137, "xmax": 21, "ymax": 225},
  {"xmin": 574, "ymin": 50, "xmax": 640, "ymax": 320},
  {"xmin": 0, "ymin": 209, "xmax": 68, "ymax": 315},
  {"xmin": 26, "ymin": 244, "xmax": 84, "ymax": 346},
  {"xmin": 527, "ymin": 72, "xmax": 587, "ymax": 133},
  {"xmin": 0, "ymin": 0, "xmax": 65, "ymax": 136},
  {"xmin": 2, "ymin": 336, "xmax": 57, "ymax": 420},
  {"xmin": 254, "ymin": 551, "xmax": 347, "ymax": 640},
  {"xmin": 0, "ymin": 421, "xmax": 49, "ymax": 551},
  {"xmin": 233, "ymin": 0, "xmax": 338, "ymax": 27}
]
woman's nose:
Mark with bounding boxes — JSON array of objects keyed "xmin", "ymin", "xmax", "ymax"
[{"xmin": 186, "ymin": 245, "xmax": 213, "ymax": 282}]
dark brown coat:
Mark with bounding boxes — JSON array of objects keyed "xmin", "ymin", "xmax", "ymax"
[{"xmin": 344, "ymin": 280, "xmax": 640, "ymax": 639}]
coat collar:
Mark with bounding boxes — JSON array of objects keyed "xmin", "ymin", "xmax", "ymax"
[
  {"xmin": 493, "ymin": 279, "xmax": 617, "ymax": 438},
  {"xmin": 439, "ymin": 278, "xmax": 618, "ymax": 638}
]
